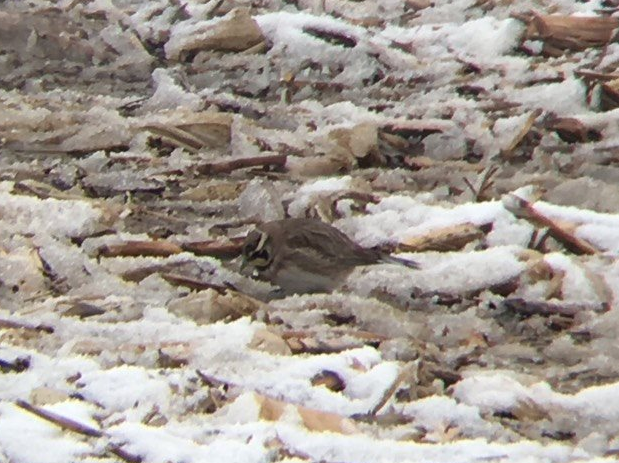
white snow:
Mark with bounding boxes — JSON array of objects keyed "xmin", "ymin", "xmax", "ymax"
[{"xmin": 3, "ymin": 1, "xmax": 619, "ymax": 462}]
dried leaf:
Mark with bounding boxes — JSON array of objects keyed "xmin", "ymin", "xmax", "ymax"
[
  {"xmin": 165, "ymin": 8, "xmax": 265, "ymax": 60},
  {"xmin": 254, "ymin": 393, "xmax": 359, "ymax": 434}
]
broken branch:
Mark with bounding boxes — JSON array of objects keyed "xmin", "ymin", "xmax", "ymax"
[
  {"xmin": 181, "ymin": 238, "xmax": 245, "ymax": 258},
  {"xmin": 502, "ymin": 191, "xmax": 599, "ymax": 255},
  {"xmin": 16, "ymin": 399, "xmax": 103, "ymax": 437},
  {"xmin": 0, "ymin": 318, "xmax": 54, "ymax": 333},
  {"xmin": 15, "ymin": 400, "xmax": 142, "ymax": 463},
  {"xmin": 97, "ymin": 241, "xmax": 183, "ymax": 258},
  {"xmin": 196, "ymin": 154, "xmax": 287, "ymax": 175},
  {"xmin": 502, "ymin": 297, "xmax": 609, "ymax": 318},
  {"xmin": 160, "ymin": 272, "xmax": 232, "ymax": 294}
]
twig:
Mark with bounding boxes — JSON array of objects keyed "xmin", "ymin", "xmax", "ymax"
[
  {"xmin": 15, "ymin": 400, "xmax": 142, "ymax": 463},
  {"xmin": 160, "ymin": 273, "xmax": 233, "ymax": 293},
  {"xmin": 0, "ymin": 318, "xmax": 54, "ymax": 333},
  {"xmin": 281, "ymin": 329, "xmax": 388, "ymax": 342},
  {"xmin": 196, "ymin": 369, "xmax": 235, "ymax": 389},
  {"xmin": 196, "ymin": 154, "xmax": 287, "ymax": 175},
  {"xmin": 370, "ymin": 369, "xmax": 406, "ymax": 415},
  {"xmin": 502, "ymin": 191, "xmax": 599, "ymax": 255},
  {"xmin": 205, "ymin": 0, "xmax": 226, "ymax": 18},
  {"xmin": 108, "ymin": 446, "xmax": 143, "ymax": 463},
  {"xmin": 120, "ymin": 260, "xmax": 195, "ymax": 282},
  {"xmin": 463, "ymin": 165, "xmax": 498, "ymax": 201},
  {"xmin": 142, "ymin": 124, "xmax": 206, "ymax": 153},
  {"xmin": 181, "ymin": 238, "xmax": 245, "ymax": 258},
  {"xmin": 97, "ymin": 241, "xmax": 183, "ymax": 258},
  {"xmin": 502, "ymin": 297, "xmax": 609, "ymax": 317},
  {"xmin": 574, "ymin": 69, "xmax": 619, "ymax": 81},
  {"xmin": 303, "ymin": 25, "xmax": 357, "ymax": 47},
  {"xmin": 15, "ymin": 399, "xmax": 103, "ymax": 437},
  {"xmin": 130, "ymin": 206, "xmax": 189, "ymax": 224}
]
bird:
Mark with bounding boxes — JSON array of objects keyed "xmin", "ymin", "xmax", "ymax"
[{"xmin": 241, "ymin": 218, "xmax": 419, "ymax": 297}]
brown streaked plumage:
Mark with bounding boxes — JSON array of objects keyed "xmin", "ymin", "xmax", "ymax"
[{"xmin": 241, "ymin": 218, "xmax": 418, "ymax": 296}]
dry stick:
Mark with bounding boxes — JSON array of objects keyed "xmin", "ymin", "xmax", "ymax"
[
  {"xmin": 160, "ymin": 272, "xmax": 232, "ymax": 294},
  {"xmin": 196, "ymin": 153, "xmax": 287, "ymax": 175},
  {"xmin": 0, "ymin": 318, "xmax": 54, "ymax": 333},
  {"xmin": 502, "ymin": 297, "xmax": 608, "ymax": 317},
  {"xmin": 281, "ymin": 329, "xmax": 388, "ymax": 343},
  {"xmin": 99, "ymin": 238, "xmax": 245, "ymax": 260},
  {"xmin": 131, "ymin": 206, "xmax": 190, "ymax": 224},
  {"xmin": 121, "ymin": 260, "xmax": 194, "ymax": 282},
  {"xmin": 15, "ymin": 400, "xmax": 142, "ymax": 463},
  {"xmin": 370, "ymin": 369, "xmax": 407, "ymax": 416},
  {"xmin": 503, "ymin": 193, "xmax": 599, "ymax": 255},
  {"xmin": 98, "ymin": 241, "xmax": 183, "ymax": 258},
  {"xmin": 463, "ymin": 165, "xmax": 498, "ymax": 201},
  {"xmin": 574, "ymin": 69, "xmax": 619, "ymax": 81},
  {"xmin": 16, "ymin": 399, "xmax": 103, "ymax": 437},
  {"xmin": 181, "ymin": 238, "xmax": 245, "ymax": 258}
]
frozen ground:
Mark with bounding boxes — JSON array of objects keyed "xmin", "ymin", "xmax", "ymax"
[{"xmin": 1, "ymin": 0, "xmax": 619, "ymax": 462}]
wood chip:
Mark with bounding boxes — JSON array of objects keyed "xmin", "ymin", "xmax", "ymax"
[
  {"xmin": 311, "ymin": 370, "xmax": 346, "ymax": 392},
  {"xmin": 520, "ymin": 12, "xmax": 619, "ymax": 55},
  {"xmin": 381, "ymin": 119, "xmax": 454, "ymax": 138},
  {"xmin": 328, "ymin": 122, "xmax": 379, "ymax": 159},
  {"xmin": 546, "ymin": 117, "xmax": 602, "ymax": 143},
  {"xmin": 500, "ymin": 109, "xmax": 542, "ymax": 159},
  {"xmin": 398, "ymin": 223, "xmax": 487, "ymax": 252},
  {"xmin": 165, "ymin": 8, "xmax": 265, "ymax": 60},
  {"xmin": 167, "ymin": 289, "xmax": 264, "ymax": 324},
  {"xmin": 143, "ymin": 112, "xmax": 233, "ymax": 151},
  {"xmin": 600, "ymin": 78, "xmax": 619, "ymax": 111},
  {"xmin": 248, "ymin": 329, "xmax": 292, "ymax": 355}
]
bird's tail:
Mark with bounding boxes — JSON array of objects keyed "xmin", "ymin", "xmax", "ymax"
[{"xmin": 380, "ymin": 254, "xmax": 420, "ymax": 269}]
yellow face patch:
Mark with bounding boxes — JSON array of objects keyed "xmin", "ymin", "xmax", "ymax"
[{"xmin": 251, "ymin": 256, "xmax": 270, "ymax": 268}]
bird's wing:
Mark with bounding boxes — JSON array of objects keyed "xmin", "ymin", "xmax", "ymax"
[{"xmin": 284, "ymin": 221, "xmax": 378, "ymax": 266}]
